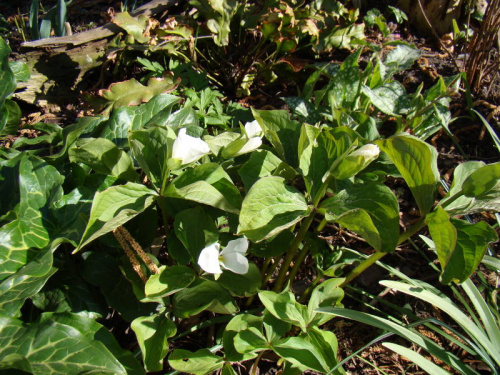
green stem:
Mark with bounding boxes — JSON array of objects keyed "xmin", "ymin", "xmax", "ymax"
[
  {"xmin": 316, "ymin": 217, "xmax": 327, "ymax": 233},
  {"xmin": 340, "ymin": 218, "xmax": 426, "ymax": 288},
  {"xmin": 298, "ymin": 273, "xmax": 322, "ymax": 303},
  {"xmin": 262, "ymin": 256, "xmax": 280, "ymax": 287},
  {"xmin": 286, "ymin": 244, "xmax": 310, "ymax": 285},
  {"xmin": 273, "ymin": 210, "xmax": 316, "ymax": 292}
]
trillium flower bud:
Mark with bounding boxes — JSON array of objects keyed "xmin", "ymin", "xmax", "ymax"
[
  {"xmin": 332, "ymin": 144, "xmax": 380, "ymax": 180},
  {"xmin": 198, "ymin": 238, "xmax": 250, "ymax": 275},
  {"xmin": 234, "ymin": 120, "xmax": 264, "ymax": 157},
  {"xmin": 171, "ymin": 128, "xmax": 211, "ymax": 165}
]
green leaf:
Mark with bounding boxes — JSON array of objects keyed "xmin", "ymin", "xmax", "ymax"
[
  {"xmin": 0, "ymin": 249, "xmax": 55, "ymax": 318},
  {"xmin": 69, "ymin": 138, "xmax": 138, "ymax": 181},
  {"xmin": 76, "ymin": 182, "xmax": 157, "ymax": 251},
  {"xmin": 164, "ymin": 163, "xmax": 242, "ymax": 214},
  {"xmin": 425, "ymin": 206, "xmax": 457, "ymax": 280},
  {"xmin": 383, "ymin": 343, "xmax": 452, "ymax": 375},
  {"xmin": 238, "ymin": 176, "xmax": 309, "ymax": 242},
  {"xmin": 0, "ymin": 156, "xmax": 63, "ymax": 280},
  {"xmin": 327, "ymin": 48, "xmax": 362, "ymax": 109},
  {"xmin": 273, "ymin": 335, "xmax": 331, "ymax": 373},
  {"xmin": 112, "ymin": 11, "xmax": 149, "ymax": 42},
  {"xmin": 168, "ymin": 349, "xmax": 223, "ymax": 375},
  {"xmin": 320, "ymin": 183, "xmax": 400, "ymax": 252},
  {"xmin": 223, "ymin": 314, "xmax": 262, "ymax": 362},
  {"xmin": 173, "ymin": 206, "xmax": 219, "ymax": 262},
  {"xmin": 103, "ymin": 94, "xmax": 179, "ymax": 148},
  {"xmin": 218, "ymin": 263, "xmax": 261, "ymax": 297},
  {"xmin": 0, "ymin": 38, "xmax": 16, "ymax": 104},
  {"xmin": 362, "ymin": 81, "xmax": 410, "ymax": 116},
  {"xmin": 0, "ymin": 315, "xmax": 127, "ymax": 375},
  {"xmin": 307, "ymin": 278, "xmax": 344, "ymax": 326},
  {"xmin": 0, "ymin": 99, "xmax": 22, "ymax": 135},
  {"xmin": 99, "ymin": 75, "xmax": 180, "ymax": 111},
  {"xmin": 259, "ymin": 290, "xmax": 309, "ymax": 332},
  {"xmin": 234, "ymin": 326, "xmax": 268, "ymax": 354},
  {"xmin": 251, "ymin": 109, "xmax": 302, "ymax": 167},
  {"xmin": 238, "ymin": 150, "xmax": 283, "ymax": 190},
  {"xmin": 440, "ymin": 161, "xmax": 500, "ymax": 215},
  {"xmin": 131, "ymin": 311, "xmax": 176, "ymax": 372},
  {"xmin": 8, "ymin": 61, "xmax": 30, "ymax": 82},
  {"xmin": 383, "ymin": 45, "xmax": 421, "ymax": 79},
  {"xmin": 173, "ymin": 278, "xmax": 238, "ymax": 318},
  {"xmin": 440, "ymin": 219, "xmax": 498, "ymax": 284},
  {"xmin": 145, "ymin": 265, "xmax": 196, "ymax": 298},
  {"xmin": 462, "ymin": 162, "xmax": 500, "ymax": 197},
  {"xmin": 376, "ymin": 134, "xmax": 439, "ymax": 215},
  {"xmin": 303, "ymin": 328, "xmax": 342, "ymax": 374}
]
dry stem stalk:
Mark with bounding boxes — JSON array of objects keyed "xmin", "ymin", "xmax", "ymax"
[
  {"xmin": 116, "ymin": 226, "xmax": 160, "ymax": 275},
  {"xmin": 466, "ymin": 0, "xmax": 500, "ymax": 95},
  {"xmin": 113, "ymin": 228, "xmax": 148, "ymax": 283}
]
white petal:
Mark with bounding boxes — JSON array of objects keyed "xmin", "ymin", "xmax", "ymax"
[
  {"xmin": 221, "ymin": 238, "xmax": 249, "ymax": 256},
  {"xmin": 172, "ymin": 128, "xmax": 211, "ymax": 165},
  {"xmin": 221, "ymin": 252, "xmax": 249, "ymax": 274},
  {"xmin": 198, "ymin": 243, "xmax": 222, "ymax": 274},
  {"xmin": 234, "ymin": 137, "xmax": 262, "ymax": 156},
  {"xmin": 349, "ymin": 144, "xmax": 380, "ymax": 159},
  {"xmin": 244, "ymin": 120, "xmax": 263, "ymax": 138}
]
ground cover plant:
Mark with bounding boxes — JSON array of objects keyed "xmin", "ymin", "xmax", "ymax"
[{"xmin": 0, "ymin": 0, "xmax": 499, "ymax": 374}]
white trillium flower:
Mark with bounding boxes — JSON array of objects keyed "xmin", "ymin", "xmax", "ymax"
[
  {"xmin": 198, "ymin": 238, "xmax": 249, "ymax": 275},
  {"xmin": 235, "ymin": 120, "xmax": 264, "ymax": 156},
  {"xmin": 171, "ymin": 128, "xmax": 211, "ymax": 165}
]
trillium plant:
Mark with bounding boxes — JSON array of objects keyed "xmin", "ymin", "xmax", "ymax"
[
  {"xmin": 1, "ymin": 37, "xmax": 499, "ymax": 375},
  {"xmin": 198, "ymin": 238, "xmax": 250, "ymax": 275}
]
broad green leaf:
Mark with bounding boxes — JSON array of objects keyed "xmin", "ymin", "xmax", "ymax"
[
  {"xmin": 145, "ymin": 265, "xmax": 196, "ymax": 298},
  {"xmin": 380, "ymin": 280, "xmax": 500, "ymax": 366},
  {"xmin": 0, "ymin": 315, "xmax": 127, "ymax": 375},
  {"xmin": 440, "ymin": 219, "xmax": 498, "ymax": 284},
  {"xmin": 383, "ymin": 45, "xmax": 421, "ymax": 79},
  {"xmin": 273, "ymin": 335, "xmax": 330, "ymax": 373},
  {"xmin": 376, "ymin": 134, "xmax": 439, "ymax": 215},
  {"xmin": 103, "ymin": 94, "xmax": 179, "ymax": 148},
  {"xmin": 238, "ymin": 150, "xmax": 283, "ymax": 190},
  {"xmin": 317, "ymin": 307, "xmax": 477, "ymax": 375},
  {"xmin": 234, "ymin": 326, "xmax": 268, "ymax": 354},
  {"xmin": 383, "ymin": 343, "xmax": 451, "ymax": 375},
  {"xmin": 218, "ymin": 263, "xmax": 261, "ymax": 297},
  {"xmin": 76, "ymin": 182, "xmax": 157, "ymax": 251},
  {"xmin": 205, "ymin": 132, "xmax": 240, "ymax": 156},
  {"xmin": 440, "ymin": 161, "xmax": 500, "ymax": 215},
  {"xmin": 263, "ymin": 310, "xmax": 291, "ymax": 344},
  {"xmin": 0, "ymin": 353, "xmax": 33, "ymax": 373},
  {"xmin": 0, "ymin": 249, "xmax": 55, "ymax": 318},
  {"xmin": 320, "ymin": 183, "xmax": 399, "ymax": 252},
  {"xmin": 131, "ymin": 311, "xmax": 176, "ymax": 372},
  {"xmin": 164, "ymin": 163, "xmax": 242, "ymax": 214},
  {"xmin": 0, "ymin": 38, "xmax": 16, "ymax": 104},
  {"xmin": 0, "ymin": 156, "xmax": 63, "ymax": 280},
  {"xmin": 327, "ymin": 48, "xmax": 362, "ymax": 109},
  {"xmin": 168, "ymin": 349, "xmax": 223, "ymax": 375},
  {"xmin": 173, "ymin": 206, "xmax": 219, "ymax": 262},
  {"xmin": 258, "ymin": 290, "xmax": 309, "ymax": 332},
  {"xmin": 462, "ymin": 162, "xmax": 500, "ymax": 197},
  {"xmin": 223, "ymin": 314, "xmax": 262, "ymax": 362},
  {"xmin": 425, "ymin": 206, "xmax": 457, "ymax": 280},
  {"xmin": 0, "ymin": 154, "xmax": 21, "ymax": 216},
  {"xmin": 251, "ymin": 109, "xmax": 302, "ymax": 167},
  {"xmin": 303, "ymin": 328, "xmax": 342, "ymax": 374},
  {"xmin": 307, "ymin": 278, "xmax": 344, "ymax": 326},
  {"xmin": 0, "ymin": 99, "xmax": 21, "ymax": 135},
  {"xmin": 99, "ymin": 75, "xmax": 180, "ymax": 111},
  {"xmin": 82, "ymin": 252, "xmax": 156, "ymax": 322},
  {"xmin": 8, "ymin": 61, "xmax": 30, "ymax": 82},
  {"xmin": 173, "ymin": 278, "xmax": 238, "ymax": 318},
  {"xmin": 238, "ymin": 176, "xmax": 309, "ymax": 242},
  {"xmin": 69, "ymin": 138, "xmax": 138, "ymax": 181},
  {"xmin": 362, "ymin": 81, "xmax": 410, "ymax": 116}
]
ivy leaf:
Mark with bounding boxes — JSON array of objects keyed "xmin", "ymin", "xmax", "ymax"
[
  {"xmin": 238, "ymin": 176, "xmax": 310, "ymax": 242},
  {"xmin": 0, "ymin": 156, "xmax": 63, "ymax": 280},
  {"xmin": 169, "ymin": 349, "xmax": 223, "ymax": 375},
  {"xmin": 131, "ymin": 311, "xmax": 176, "ymax": 372},
  {"xmin": 376, "ymin": 134, "xmax": 439, "ymax": 216},
  {"xmin": 0, "ymin": 315, "xmax": 127, "ymax": 374},
  {"xmin": 76, "ymin": 182, "xmax": 157, "ymax": 252}
]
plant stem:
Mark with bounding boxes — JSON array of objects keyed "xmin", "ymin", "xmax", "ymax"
[
  {"xmin": 340, "ymin": 218, "xmax": 426, "ymax": 288},
  {"xmin": 272, "ymin": 210, "xmax": 316, "ymax": 292},
  {"xmin": 286, "ymin": 244, "xmax": 310, "ymax": 286}
]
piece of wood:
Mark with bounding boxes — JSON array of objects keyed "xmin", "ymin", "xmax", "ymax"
[{"xmin": 13, "ymin": 0, "xmax": 178, "ymax": 107}]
